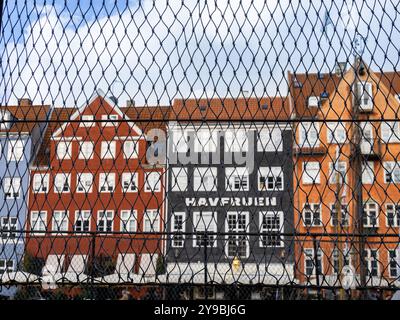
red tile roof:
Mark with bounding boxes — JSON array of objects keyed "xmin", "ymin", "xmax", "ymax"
[{"xmin": 0, "ymin": 105, "xmax": 50, "ymax": 134}]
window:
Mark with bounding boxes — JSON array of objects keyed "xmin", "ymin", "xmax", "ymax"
[
  {"xmin": 7, "ymin": 139, "xmax": 24, "ymax": 162},
  {"xmin": 1, "ymin": 217, "xmax": 17, "ymax": 239},
  {"xmin": 74, "ymin": 211, "xmax": 91, "ymax": 233},
  {"xmin": 33, "ymin": 173, "xmax": 49, "ymax": 193},
  {"xmin": 143, "ymin": 210, "xmax": 160, "ymax": 232},
  {"xmin": 194, "ymin": 167, "xmax": 217, "ymax": 192},
  {"xmin": 360, "ymin": 122, "xmax": 374, "ymax": 154},
  {"xmin": 0, "ymin": 110, "xmax": 11, "ymax": 130},
  {"xmin": 97, "ymin": 210, "xmax": 114, "ymax": 232},
  {"xmin": 383, "ymin": 162, "xmax": 400, "ymax": 184},
  {"xmin": 299, "ymin": 122, "xmax": 319, "ymax": 148},
  {"xmin": 54, "ymin": 174, "xmax": 70, "ymax": 193},
  {"xmin": 79, "ymin": 141, "xmax": 94, "ymax": 159},
  {"xmin": 123, "ymin": 140, "xmax": 139, "ymax": 159},
  {"xmin": 304, "ymin": 248, "xmax": 323, "ymax": 276},
  {"xmin": 80, "ymin": 115, "xmax": 94, "ymax": 127},
  {"xmin": 388, "ymin": 250, "xmax": 398, "ymax": 278},
  {"xmin": 357, "ymin": 82, "xmax": 373, "ymax": 109},
  {"xmin": 226, "ymin": 212, "xmax": 249, "ymax": 258},
  {"xmin": 171, "ymin": 167, "xmax": 188, "ymax": 192},
  {"xmin": 302, "ymin": 162, "xmax": 320, "ymax": 184},
  {"xmin": 0, "ymin": 259, "xmax": 14, "ymax": 275},
  {"xmin": 330, "ymin": 204, "xmax": 349, "ymax": 227},
  {"xmin": 258, "ymin": 167, "xmax": 283, "ymax": 191},
  {"xmin": 193, "ymin": 211, "xmax": 217, "ymax": 247},
  {"xmin": 120, "ymin": 210, "xmax": 137, "ymax": 232},
  {"xmin": 194, "ymin": 129, "xmax": 217, "ymax": 152},
  {"xmin": 52, "ymin": 211, "xmax": 68, "ymax": 234},
  {"xmin": 332, "ymin": 247, "xmax": 351, "ymax": 274},
  {"xmin": 122, "ymin": 173, "xmax": 138, "ymax": 192},
  {"xmin": 171, "ymin": 212, "xmax": 186, "ymax": 248},
  {"xmin": 259, "ymin": 211, "xmax": 283, "ymax": 247},
  {"xmin": 329, "ymin": 161, "xmax": 347, "ymax": 185},
  {"xmin": 224, "ymin": 129, "xmax": 249, "ymax": 152},
  {"xmin": 76, "ymin": 173, "xmax": 93, "ymax": 193},
  {"xmin": 385, "ymin": 204, "xmax": 400, "ymax": 227},
  {"xmin": 363, "ymin": 202, "xmax": 379, "ymax": 227},
  {"xmin": 172, "ymin": 130, "xmax": 189, "ymax": 152},
  {"xmin": 257, "ymin": 128, "xmax": 283, "ymax": 152},
  {"xmin": 99, "ymin": 173, "xmax": 115, "ymax": 192},
  {"xmin": 225, "ymin": 167, "xmax": 249, "ymax": 191},
  {"xmin": 100, "ymin": 141, "xmax": 116, "ymax": 159},
  {"xmin": 30, "ymin": 211, "xmax": 47, "ymax": 235},
  {"xmin": 381, "ymin": 121, "xmax": 400, "ymax": 143},
  {"xmin": 365, "ymin": 249, "xmax": 379, "ymax": 277},
  {"xmin": 303, "ymin": 203, "xmax": 322, "ymax": 227},
  {"xmin": 101, "ymin": 114, "xmax": 118, "ymax": 126},
  {"xmin": 3, "ymin": 177, "xmax": 21, "ymax": 199},
  {"xmin": 308, "ymin": 96, "xmax": 320, "ymax": 108},
  {"xmin": 362, "ymin": 162, "xmax": 375, "ymax": 185},
  {"xmin": 327, "ymin": 123, "xmax": 347, "ymax": 144},
  {"xmin": 56, "ymin": 141, "xmax": 72, "ymax": 160},
  {"xmin": 145, "ymin": 172, "xmax": 161, "ymax": 192}
]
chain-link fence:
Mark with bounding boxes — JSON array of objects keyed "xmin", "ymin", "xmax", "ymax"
[{"xmin": 0, "ymin": 0, "xmax": 400, "ymax": 300}]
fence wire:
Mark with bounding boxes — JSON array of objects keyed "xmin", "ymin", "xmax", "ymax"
[{"xmin": 0, "ymin": 0, "xmax": 400, "ymax": 300}]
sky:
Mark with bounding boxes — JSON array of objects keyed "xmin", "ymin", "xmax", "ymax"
[{"xmin": 0, "ymin": 0, "xmax": 399, "ymax": 107}]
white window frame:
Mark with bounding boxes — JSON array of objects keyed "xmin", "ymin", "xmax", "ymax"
[
  {"xmin": 327, "ymin": 122, "xmax": 347, "ymax": 144},
  {"xmin": 101, "ymin": 114, "xmax": 119, "ymax": 127},
  {"xmin": 194, "ymin": 129, "xmax": 217, "ymax": 153},
  {"xmin": 381, "ymin": 121, "xmax": 400, "ymax": 143},
  {"xmin": 259, "ymin": 211, "xmax": 284, "ymax": 248},
  {"xmin": 172, "ymin": 130, "xmax": 189, "ymax": 153},
  {"xmin": 302, "ymin": 162, "xmax": 320, "ymax": 185},
  {"xmin": 329, "ymin": 161, "xmax": 347, "ymax": 185},
  {"xmin": 257, "ymin": 127, "xmax": 283, "ymax": 152},
  {"xmin": 3, "ymin": 177, "xmax": 21, "ymax": 199},
  {"xmin": 97, "ymin": 210, "xmax": 114, "ymax": 233},
  {"xmin": 365, "ymin": 248, "xmax": 379, "ymax": 277},
  {"xmin": 362, "ymin": 162, "xmax": 375, "ymax": 185},
  {"xmin": 357, "ymin": 81, "xmax": 373, "ymax": 109},
  {"xmin": 303, "ymin": 203, "xmax": 322, "ymax": 227},
  {"xmin": 80, "ymin": 115, "xmax": 94, "ymax": 128},
  {"xmin": 56, "ymin": 140, "xmax": 72, "ymax": 160},
  {"xmin": 330, "ymin": 203, "xmax": 349, "ymax": 227},
  {"xmin": 123, "ymin": 140, "xmax": 139, "ymax": 159},
  {"xmin": 308, "ymin": 96, "xmax": 320, "ymax": 108},
  {"xmin": 99, "ymin": 173, "xmax": 116, "ymax": 193},
  {"xmin": 225, "ymin": 211, "xmax": 249, "ymax": 258},
  {"xmin": 145, "ymin": 172, "xmax": 161, "ymax": 193},
  {"xmin": 7, "ymin": 139, "xmax": 25, "ymax": 162},
  {"xmin": 298, "ymin": 122, "xmax": 320, "ymax": 148},
  {"xmin": 171, "ymin": 167, "xmax": 188, "ymax": 192},
  {"xmin": 76, "ymin": 173, "xmax": 93, "ymax": 193},
  {"xmin": 171, "ymin": 211, "xmax": 186, "ymax": 248},
  {"xmin": 79, "ymin": 141, "xmax": 94, "ymax": 160},
  {"xmin": 0, "ymin": 259, "xmax": 15, "ymax": 274},
  {"xmin": 225, "ymin": 167, "xmax": 249, "ymax": 192},
  {"xmin": 385, "ymin": 203, "xmax": 400, "ymax": 227},
  {"xmin": 143, "ymin": 210, "xmax": 160, "ymax": 232},
  {"xmin": 120, "ymin": 210, "xmax": 137, "ymax": 233},
  {"xmin": 383, "ymin": 161, "xmax": 400, "ymax": 184},
  {"xmin": 304, "ymin": 248, "xmax": 323, "ymax": 277},
  {"xmin": 193, "ymin": 167, "xmax": 217, "ymax": 192},
  {"xmin": 388, "ymin": 249, "xmax": 398, "ymax": 278},
  {"xmin": 363, "ymin": 201, "xmax": 379, "ymax": 228},
  {"xmin": 33, "ymin": 173, "xmax": 49, "ymax": 193},
  {"xmin": 54, "ymin": 173, "xmax": 71, "ymax": 193},
  {"xmin": 258, "ymin": 167, "xmax": 284, "ymax": 191},
  {"xmin": 122, "ymin": 172, "xmax": 138, "ymax": 192},
  {"xmin": 74, "ymin": 210, "xmax": 91, "ymax": 233},
  {"xmin": 100, "ymin": 141, "xmax": 116, "ymax": 159},
  {"xmin": 52, "ymin": 211, "xmax": 69, "ymax": 235},
  {"xmin": 224, "ymin": 129, "xmax": 249, "ymax": 152},
  {"xmin": 1, "ymin": 216, "xmax": 18, "ymax": 239},
  {"xmin": 30, "ymin": 211, "xmax": 47, "ymax": 236},
  {"xmin": 193, "ymin": 211, "xmax": 217, "ymax": 248}
]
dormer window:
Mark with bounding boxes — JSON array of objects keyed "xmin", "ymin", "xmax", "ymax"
[
  {"xmin": 308, "ymin": 96, "xmax": 320, "ymax": 108},
  {"xmin": 320, "ymin": 91, "xmax": 329, "ymax": 100},
  {"xmin": 0, "ymin": 111, "xmax": 11, "ymax": 130}
]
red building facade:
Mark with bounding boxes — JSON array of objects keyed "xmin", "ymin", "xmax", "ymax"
[{"xmin": 26, "ymin": 91, "xmax": 168, "ymax": 276}]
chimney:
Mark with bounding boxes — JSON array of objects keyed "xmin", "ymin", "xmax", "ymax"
[
  {"xmin": 18, "ymin": 98, "xmax": 32, "ymax": 106},
  {"xmin": 335, "ymin": 62, "xmax": 347, "ymax": 76},
  {"xmin": 126, "ymin": 99, "xmax": 135, "ymax": 107}
]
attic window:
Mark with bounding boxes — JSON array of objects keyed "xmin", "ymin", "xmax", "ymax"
[
  {"xmin": 320, "ymin": 91, "xmax": 329, "ymax": 100},
  {"xmin": 293, "ymin": 78, "xmax": 303, "ymax": 88},
  {"xmin": 101, "ymin": 114, "xmax": 118, "ymax": 127},
  {"xmin": 199, "ymin": 105, "xmax": 207, "ymax": 112},
  {"xmin": 261, "ymin": 104, "xmax": 268, "ymax": 110},
  {"xmin": 0, "ymin": 111, "xmax": 11, "ymax": 129},
  {"xmin": 308, "ymin": 96, "xmax": 320, "ymax": 108}
]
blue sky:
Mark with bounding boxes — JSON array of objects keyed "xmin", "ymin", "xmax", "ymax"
[{"xmin": 0, "ymin": 0, "xmax": 399, "ymax": 107}]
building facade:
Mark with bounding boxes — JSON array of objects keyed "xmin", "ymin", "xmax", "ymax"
[
  {"xmin": 26, "ymin": 91, "xmax": 168, "ymax": 280},
  {"xmin": 0, "ymin": 100, "xmax": 49, "ymax": 297},
  {"xmin": 290, "ymin": 62, "xmax": 400, "ymax": 289},
  {"xmin": 165, "ymin": 96, "xmax": 294, "ymax": 296}
]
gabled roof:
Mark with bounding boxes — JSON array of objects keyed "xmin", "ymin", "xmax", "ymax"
[
  {"xmin": 0, "ymin": 104, "xmax": 50, "ymax": 134},
  {"xmin": 170, "ymin": 96, "xmax": 290, "ymax": 122}
]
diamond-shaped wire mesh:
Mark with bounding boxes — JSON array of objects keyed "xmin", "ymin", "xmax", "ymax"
[{"xmin": 0, "ymin": 0, "xmax": 399, "ymax": 300}]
